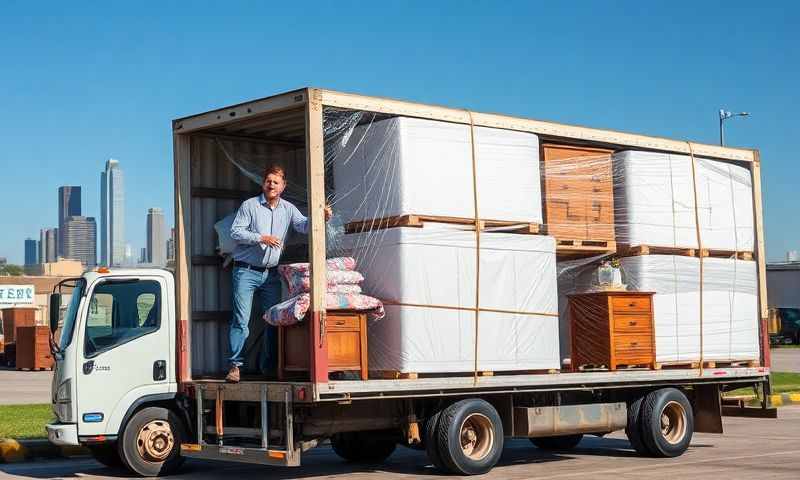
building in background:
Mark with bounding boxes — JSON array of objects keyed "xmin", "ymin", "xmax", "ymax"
[
  {"xmin": 139, "ymin": 247, "xmax": 147, "ymax": 264},
  {"xmin": 787, "ymin": 251, "xmax": 799, "ymax": 263},
  {"xmin": 166, "ymin": 227, "xmax": 175, "ymax": 262},
  {"xmin": 62, "ymin": 216, "xmax": 97, "ymax": 267},
  {"xmin": 0, "ymin": 257, "xmax": 6, "ymax": 266},
  {"xmin": 100, "ymin": 159, "xmax": 125, "ymax": 266},
  {"xmin": 124, "ymin": 244, "xmax": 134, "ymax": 266},
  {"xmin": 39, "ymin": 228, "xmax": 58, "ymax": 263},
  {"xmin": 58, "ymin": 186, "xmax": 81, "ymax": 257},
  {"xmin": 24, "ymin": 239, "xmax": 38, "ymax": 266},
  {"xmin": 146, "ymin": 208, "xmax": 167, "ymax": 266},
  {"xmin": 31, "ymin": 259, "xmax": 83, "ymax": 277}
]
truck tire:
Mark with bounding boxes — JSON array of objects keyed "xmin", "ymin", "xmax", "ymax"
[
  {"xmin": 435, "ymin": 399, "xmax": 504, "ymax": 475},
  {"xmin": 88, "ymin": 442, "xmax": 124, "ymax": 468},
  {"xmin": 639, "ymin": 388, "xmax": 694, "ymax": 457},
  {"xmin": 331, "ymin": 430, "xmax": 397, "ymax": 463},
  {"xmin": 118, "ymin": 406, "xmax": 186, "ymax": 477},
  {"xmin": 529, "ymin": 434, "xmax": 583, "ymax": 450},
  {"xmin": 424, "ymin": 411, "xmax": 448, "ymax": 472},
  {"xmin": 625, "ymin": 395, "xmax": 652, "ymax": 455}
]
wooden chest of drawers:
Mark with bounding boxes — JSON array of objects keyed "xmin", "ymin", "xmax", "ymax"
[
  {"xmin": 541, "ymin": 144, "xmax": 615, "ymax": 241},
  {"xmin": 2, "ymin": 308, "xmax": 37, "ymax": 344},
  {"xmin": 568, "ymin": 291, "xmax": 655, "ymax": 370},
  {"xmin": 278, "ymin": 310, "xmax": 368, "ymax": 380},
  {"xmin": 15, "ymin": 326, "xmax": 53, "ymax": 371}
]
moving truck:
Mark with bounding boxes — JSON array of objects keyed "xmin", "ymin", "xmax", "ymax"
[{"xmin": 46, "ymin": 88, "xmax": 772, "ymax": 477}]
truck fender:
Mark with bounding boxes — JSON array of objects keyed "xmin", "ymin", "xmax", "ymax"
[{"xmin": 113, "ymin": 392, "xmax": 177, "ymax": 437}]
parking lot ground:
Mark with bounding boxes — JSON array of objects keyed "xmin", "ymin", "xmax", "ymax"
[
  {"xmin": 0, "ymin": 368, "xmax": 52, "ymax": 406},
  {"xmin": 2, "ymin": 405, "xmax": 799, "ymax": 480}
]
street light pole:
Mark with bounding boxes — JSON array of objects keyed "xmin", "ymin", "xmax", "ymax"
[{"xmin": 719, "ymin": 109, "xmax": 750, "ymax": 146}]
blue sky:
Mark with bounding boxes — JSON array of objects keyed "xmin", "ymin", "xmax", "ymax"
[{"xmin": 0, "ymin": 1, "xmax": 797, "ymax": 264}]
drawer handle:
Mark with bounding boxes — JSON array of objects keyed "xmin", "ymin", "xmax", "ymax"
[
  {"xmin": 630, "ymin": 342, "xmax": 639, "ymax": 347},
  {"xmin": 628, "ymin": 321, "xmax": 638, "ymax": 326},
  {"xmin": 335, "ymin": 321, "xmax": 346, "ymax": 326},
  {"xmin": 628, "ymin": 303, "xmax": 636, "ymax": 307}
]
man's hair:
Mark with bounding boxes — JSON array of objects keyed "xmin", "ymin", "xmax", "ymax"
[{"xmin": 263, "ymin": 165, "xmax": 286, "ymax": 181}]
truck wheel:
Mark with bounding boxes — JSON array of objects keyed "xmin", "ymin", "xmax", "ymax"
[
  {"xmin": 118, "ymin": 406, "xmax": 186, "ymax": 477},
  {"xmin": 331, "ymin": 430, "xmax": 397, "ymax": 463},
  {"xmin": 625, "ymin": 395, "xmax": 652, "ymax": 455},
  {"xmin": 435, "ymin": 399, "xmax": 504, "ymax": 475},
  {"xmin": 529, "ymin": 434, "xmax": 583, "ymax": 450},
  {"xmin": 88, "ymin": 442, "xmax": 124, "ymax": 468},
  {"xmin": 639, "ymin": 388, "xmax": 694, "ymax": 457},
  {"xmin": 424, "ymin": 411, "xmax": 448, "ymax": 472}
]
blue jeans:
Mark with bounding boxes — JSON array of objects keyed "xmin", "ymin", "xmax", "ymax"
[{"xmin": 228, "ymin": 266, "xmax": 282, "ymax": 372}]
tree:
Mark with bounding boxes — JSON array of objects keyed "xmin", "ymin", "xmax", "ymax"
[{"xmin": 0, "ymin": 264, "xmax": 24, "ymax": 276}]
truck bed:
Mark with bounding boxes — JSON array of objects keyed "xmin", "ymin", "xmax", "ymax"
[{"xmin": 189, "ymin": 366, "xmax": 769, "ymax": 402}]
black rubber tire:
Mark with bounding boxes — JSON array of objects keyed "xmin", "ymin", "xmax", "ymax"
[
  {"xmin": 331, "ymin": 430, "xmax": 397, "ymax": 463},
  {"xmin": 640, "ymin": 388, "xmax": 694, "ymax": 458},
  {"xmin": 435, "ymin": 399, "xmax": 504, "ymax": 475},
  {"xmin": 88, "ymin": 442, "xmax": 124, "ymax": 468},
  {"xmin": 118, "ymin": 406, "xmax": 186, "ymax": 477},
  {"xmin": 424, "ymin": 411, "xmax": 449, "ymax": 472},
  {"xmin": 529, "ymin": 434, "xmax": 583, "ymax": 450},
  {"xmin": 625, "ymin": 395, "xmax": 652, "ymax": 455}
]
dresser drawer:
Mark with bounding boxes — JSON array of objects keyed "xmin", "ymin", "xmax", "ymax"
[
  {"xmin": 613, "ymin": 334, "xmax": 653, "ymax": 358},
  {"xmin": 326, "ymin": 315, "xmax": 360, "ymax": 331},
  {"xmin": 613, "ymin": 314, "xmax": 652, "ymax": 334},
  {"xmin": 611, "ymin": 296, "xmax": 651, "ymax": 314}
]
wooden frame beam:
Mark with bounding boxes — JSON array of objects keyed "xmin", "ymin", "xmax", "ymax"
[
  {"xmin": 173, "ymin": 133, "xmax": 193, "ymax": 384},
  {"xmin": 750, "ymin": 152, "xmax": 770, "ymax": 368},
  {"xmin": 305, "ymin": 88, "xmax": 329, "ymax": 392},
  {"xmin": 318, "ymin": 89, "xmax": 756, "ymax": 163}
]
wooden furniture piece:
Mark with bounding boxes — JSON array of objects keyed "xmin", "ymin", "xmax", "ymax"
[
  {"xmin": 278, "ymin": 310, "xmax": 368, "ymax": 380},
  {"xmin": 541, "ymin": 144, "xmax": 615, "ymax": 242},
  {"xmin": 568, "ymin": 291, "xmax": 655, "ymax": 370},
  {"xmin": 15, "ymin": 326, "xmax": 53, "ymax": 371},
  {"xmin": 4, "ymin": 342, "xmax": 15, "ymax": 368},
  {"xmin": 1, "ymin": 308, "xmax": 37, "ymax": 344}
]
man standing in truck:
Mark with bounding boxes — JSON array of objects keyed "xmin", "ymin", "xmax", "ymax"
[{"xmin": 226, "ymin": 165, "xmax": 331, "ymax": 383}]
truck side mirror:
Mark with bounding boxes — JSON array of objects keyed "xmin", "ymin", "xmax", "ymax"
[{"xmin": 49, "ymin": 293, "xmax": 61, "ymax": 333}]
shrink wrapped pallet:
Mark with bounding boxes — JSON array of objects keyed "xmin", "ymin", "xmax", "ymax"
[{"xmin": 341, "ymin": 225, "xmax": 559, "ymax": 373}]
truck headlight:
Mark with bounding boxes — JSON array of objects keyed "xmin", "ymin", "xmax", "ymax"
[{"xmin": 53, "ymin": 379, "xmax": 73, "ymax": 423}]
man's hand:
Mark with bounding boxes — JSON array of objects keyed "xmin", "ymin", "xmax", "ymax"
[
  {"xmin": 260, "ymin": 235, "xmax": 281, "ymax": 247},
  {"xmin": 324, "ymin": 205, "xmax": 333, "ymax": 222}
]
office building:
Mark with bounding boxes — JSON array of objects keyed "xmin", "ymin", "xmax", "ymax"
[
  {"xmin": 24, "ymin": 239, "xmax": 38, "ymax": 266},
  {"xmin": 58, "ymin": 186, "xmax": 81, "ymax": 256},
  {"xmin": 62, "ymin": 216, "xmax": 97, "ymax": 267},
  {"xmin": 166, "ymin": 227, "xmax": 175, "ymax": 262},
  {"xmin": 100, "ymin": 159, "xmax": 125, "ymax": 266},
  {"xmin": 139, "ymin": 248, "xmax": 148, "ymax": 264},
  {"xmin": 146, "ymin": 208, "xmax": 167, "ymax": 266},
  {"xmin": 39, "ymin": 228, "xmax": 58, "ymax": 263}
]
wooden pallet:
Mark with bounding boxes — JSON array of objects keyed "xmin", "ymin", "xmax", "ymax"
[
  {"xmin": 345, "ymin": 214, "xmax": 542, "ymax": 235},
  {"xmin": 371, "ymin": 369, "xmax": 558, "ymax": 380},
  {"xmin": 653, "ymin": 361, "xmax": 700, "ymax": 370},
  {"xmin": 555, "ymin": 239, "xmax": 616, "ymax": 259},
  {"xmin": 575, "ymin": 362, "xmax": 653, "ymax": 372},
  {"xmin": 16, "ymin": 367, "xmax": 52, "ymax": 372},
  {"xmin": 620, "ymin": 244, "xmax": 754, "ymax": 260},
  {"xmin": 703, "ymin": 360, "xmax": 760, "ymax": 369}
]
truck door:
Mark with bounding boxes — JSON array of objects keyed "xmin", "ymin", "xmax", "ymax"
[{"xmin": 75, "ymin": 277, "xmax": 171, "ymax": 437}]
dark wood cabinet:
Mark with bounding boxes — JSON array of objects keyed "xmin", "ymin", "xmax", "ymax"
[
  {"xmin": 2, "ymin": 308, "xmax": 37, "ymax": 344},
  {"xmin": 569, "ymin": 291, "xmax": 655, "ymax": 370},
  {"xmin": 278, "ymin": 310, "xmax": 368, "ymax": 380},
  {"xmin": 15, "ymin": 326, "xmax": 53, "ymax": 371}
]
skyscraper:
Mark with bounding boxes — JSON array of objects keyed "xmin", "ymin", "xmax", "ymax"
[
  {"xmin": 63, "ymin": 216, "xmax": 97, "ymax": 267},
  {"xmin": 58, "ymin": 186, "xmax": 81, "ymax": 256},
  {"xmin": 101, "ymin": 159, "xmax": 125, "ymax": 266},
  {"xmin": 24, "ymin": 238, "xmax": 38, "ymax": 266},
  {"xmin": 166, "ymin": 227, "xmax": 175, "ymax": 262},
  {"xmin": 146, "ymin": 208, "xmax": 167, "ymax": 266},
  {"xmin": 40, "ymin": 228, "xmax": 58, "ymax": 263}
]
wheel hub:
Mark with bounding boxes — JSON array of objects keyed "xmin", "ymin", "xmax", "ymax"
[
  {"xmin": 660, "ymin": 401, "xmax": 687, "ymax": 445},
  {"xmin": 136, "ymin": 420, "xmax": 174, "ymax": 462},
  {"xmin": 459, "ymin": 413, "xmax": 494, "ymax": 461}
]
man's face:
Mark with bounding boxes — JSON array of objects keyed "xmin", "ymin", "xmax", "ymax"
[{"xmin": 263, "ymin": 173, "xmax": 286, "ymax": 201}]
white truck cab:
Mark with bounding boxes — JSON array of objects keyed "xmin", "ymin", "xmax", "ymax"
[{"xmin": 46, "ymin": 268, "xmax": 185, "ymax": 476}]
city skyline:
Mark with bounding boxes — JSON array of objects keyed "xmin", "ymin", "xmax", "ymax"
[
  {"xmin": 57, "ymin": 185, "xmax": 81, "ymax": 257},
  {"xmin": 100, "ymin": 158, "xmax": 125, "ymax": 266},
  {"xmin": 146, "ymin": 207, "xmax": 167, "ymax": 266}
]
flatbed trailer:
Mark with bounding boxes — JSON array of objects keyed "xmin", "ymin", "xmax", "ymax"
[{"xmin": 44, "ymin": 88, "xmax": 773, "ymax": 477}]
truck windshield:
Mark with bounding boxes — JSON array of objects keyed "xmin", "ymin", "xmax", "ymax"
[{"xmin": 59, "ymin": 278, "xmax": 86, "ymax": 349}]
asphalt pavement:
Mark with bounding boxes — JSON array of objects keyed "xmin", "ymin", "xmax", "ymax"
[
  {"xmin": 771, "ymin": 348, "xmax": 800, "ymax": 372},
  {"xmin": 0, "ymin": 368, "xmax": 51, "ymax": 405},
  {"xmin": 2, "ymin": 405, "xmax": 799, "ymax": 480}
]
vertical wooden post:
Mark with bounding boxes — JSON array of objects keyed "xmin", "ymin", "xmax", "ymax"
[
  {"xmin": 750, "ymin": 151, "xmax": 770, "ymax": 368},
  {"xmin": 173, "ymin": 133, "xmax": 193, "ymax": 384},
  {"xmin": 305, "ymin": 88, "xmax": 329, "ymax": 388}
]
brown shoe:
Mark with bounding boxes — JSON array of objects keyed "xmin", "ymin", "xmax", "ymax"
[{"xmin": 225, "ymin": 366, "xmax": 240, "ymax": 383}]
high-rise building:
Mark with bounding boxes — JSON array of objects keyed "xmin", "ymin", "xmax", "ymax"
[
  {"xmin": 166, "ymin": 227, "xmax": 176, "ymax": 262},
  {"xmin": 40, "ymin": 228, "xmax": 58, "ymax": 263},
  {"xmin": 62, "ymin": 216, "xmax": 97, "ymax": 267},
  {"xmin": 24, "ymin": 238, "xmax": 38, "ymax": 266},
  {"xmin": 101, "ymin": 159, "xmax": 125, "ymax": 266},
  {"xmin": 58, "ymin": 186, "xmax": 81, "ymax": 256},
  {"xmin": 139, "ymin": 247, "xmax": 148, "ymax": 264},
  {"xmin": 146, "ymin": 208, "xmax": 167, "ymax": 266}
]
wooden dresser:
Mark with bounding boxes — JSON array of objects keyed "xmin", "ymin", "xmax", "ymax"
[
  {"xmin": 278, "ymin": 310, "xmax": 368, "ymax": 380},
  {"xmin": 568, "ymin": 291, "xmax": 655, "ymax": 370},
  {"xmin": 2, "ymin": 308, "xmax": 37, "ymax": 344},
  {"xmin": 15, "ymin": 326, "xmax": 53, "ymax": 371}
]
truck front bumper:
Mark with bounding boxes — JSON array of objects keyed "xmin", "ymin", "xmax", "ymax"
[{"xmin": 46, "ymin": 422, "xmax": 79, "ymax": 446}]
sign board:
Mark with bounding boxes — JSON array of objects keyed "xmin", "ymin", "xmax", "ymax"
[{"xmin": 0, "ymin": 285, "xmax": 35, "ymax": 306}]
